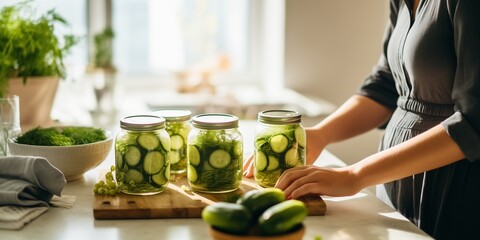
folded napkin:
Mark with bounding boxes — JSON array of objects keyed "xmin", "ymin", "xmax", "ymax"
[
  {"xmin": 0, "ymin": 195, "xmax": 76, "ymax": 230},
  {"xmin": 0, "ymin": 205, "xmax": 48, "ymax": 230},
  {"xmin": 0, "ymin": 156, "xmax": 66, "ymax": 207},
  {"xmin": 0, "ymin": 156, "xmax": 68, "ymax": 230}
]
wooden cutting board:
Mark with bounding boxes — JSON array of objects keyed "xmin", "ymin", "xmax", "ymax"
[{"xmin": 93, "ymin": 174, "xmax": 326, "ymax": 220}]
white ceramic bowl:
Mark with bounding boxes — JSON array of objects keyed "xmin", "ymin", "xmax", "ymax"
[{"xmin": 8, "ymin": 130, "xmax": 113, "ymax": 182}]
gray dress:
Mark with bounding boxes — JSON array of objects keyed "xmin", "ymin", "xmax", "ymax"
[{"xmin": 357, "ymin": 0, "xmax": 480, "ymax": 239}]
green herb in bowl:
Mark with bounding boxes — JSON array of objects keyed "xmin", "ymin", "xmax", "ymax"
[{"xmin": 15, "ymin": 126, "xmax": 107, "ymax": 146}]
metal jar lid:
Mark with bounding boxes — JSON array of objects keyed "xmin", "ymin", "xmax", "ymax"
[
  {"xmin": 192, "ymin": 113, "xmax": 239, "ymax": 130},
  {"xmin": 120, "ymin": 115, "xmax": 166, "ymax": 131},
  {"xmin": 258, "ymin": 110, "xmax": 302, "ymax": 124},
  {"xmin": 151, "ymin": 109, "xmax": 192, "ymax": 122}
]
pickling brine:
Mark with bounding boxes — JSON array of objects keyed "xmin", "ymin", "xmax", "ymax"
[
  {"xmin": 115, "ymin": 115, "xmax": 171, "ymax": 195},
  {"xmin": 187, "ymin": 113, "xmax": 243, "ymax": 193},
  {"xmin": 151, "ymin": 109, "xmax": 192, "ymax": 174},
  {"xmin": 254, "ymin": 110, "xmax": 306, "ymax": 187}
]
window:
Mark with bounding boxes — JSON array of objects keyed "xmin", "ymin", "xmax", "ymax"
[
  {"xmin": 108, "ymin": 0, "xmax": 259, "ymax": 89},
  {"xmin": 113, "ymin": 0, "xmax": 251, "ymax": 79},
  {"xmin": 2, "ymin": 0, "xmax": 256, "ymax": 82}
]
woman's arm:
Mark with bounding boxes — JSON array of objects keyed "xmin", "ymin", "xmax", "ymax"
[
  {"xmin": 276, "ymin": 124, "xmax": 465, "ymax": 198},
  {"xmin": 352, "ymin": 124, "xmax": 465, "ymax": 189},
  {"xmin": 243, "ymin": 95, "xmax": 392, "ymax": 177},
  {"xmin": 305, "ymin": 94, "xmax": 393, "ymax": 164}
]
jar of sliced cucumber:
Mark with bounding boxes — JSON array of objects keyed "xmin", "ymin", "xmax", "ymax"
[
  {"xmin": 188, "ymin": 113, "xmax": 243, "ymax": 193},
  {"xmin": 115, "ymin": 115, "xmax": 171, "ymax": 195},
  {"xmin": 151, "ymin": 109, "xmax": 192, "ymax": 174},
  {"xmin": 254, "ymin": 110, "xmax": 306, "ymax": 187}
]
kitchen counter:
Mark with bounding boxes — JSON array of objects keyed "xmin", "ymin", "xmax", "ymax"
[{"xmin": 1, "ymin": 122, "xmax": 432, "ymax": 240}]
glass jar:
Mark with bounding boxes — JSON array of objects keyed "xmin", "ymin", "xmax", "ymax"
[
  {"xmin": 115, "ymin": 115, "xmax": 171, "ymax": 195},
  {"xmin": 151, "ymin": 109, "xmax": 192, "ymax": 174},
  {"xmin": 254, "ymin": 110, "xmax": 306, "ymax": 187},
  {"xmin": 187, "ymin": 113, "xmax": 243, "ymax": 193}
]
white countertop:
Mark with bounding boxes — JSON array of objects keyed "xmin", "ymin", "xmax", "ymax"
[
  {"xmin": 1, "ymin": 121, "xmax": 432, "ymax": 240},
  {"xmin": 2, "ymin": 152, "xmax": 432, "ymax": 240}
]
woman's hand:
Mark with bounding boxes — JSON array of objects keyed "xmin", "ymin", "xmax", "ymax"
[{"xmin": 275, "ymin": 165, "xmax": 361, "ymax": 199}]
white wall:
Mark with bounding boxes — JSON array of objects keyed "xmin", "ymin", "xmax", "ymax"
[{"xmin": 284, "ymin": 0, "xmax": 389, "ymax": 165}]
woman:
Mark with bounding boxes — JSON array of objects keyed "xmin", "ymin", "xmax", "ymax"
[{"xmin": 244, "ymin": 0, "xmax": 480, "ymax": 238}]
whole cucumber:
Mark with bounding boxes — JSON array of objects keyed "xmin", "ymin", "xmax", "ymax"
[
  {"xmin": 236, "ymin": 188, "xmax": 286, "ymax": 219},
  {"xmin": 201, "ymin": 202, "xmax": 252, "ymax": 234},
  {"xmin": 258, "ymin": 199, "xmax": 308, "ymax": 235}
]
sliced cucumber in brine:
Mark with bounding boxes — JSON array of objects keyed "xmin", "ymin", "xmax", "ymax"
[
  {"xmin": 170, "ymin": 135, "xmax": 184, "ymax": 151},
  {"xmin": 125, "ymin": 145, "xmax": 142, "ymax": 166},
  {"xmin": 115, "ymin": 150, "xmax": 124, "ymax": 169},
  {"xmin": 143, "ymin": 151, "xmax": 165, "ymax": 175},
  {"xmin": 266, "ymin": 155, "xmax": 280, "ymax": 171},
  {"xmin": 269, "ymin": 134, "xmax": 289, "ymax": 153},
  {"xmin": 255, "ymin": 150, "xmax": 268, "ymax": 171},
  {"xmin": 188, "ymin": 164, "xmax": 198, "ymax": 183},
  {"xmin": 152, "ymin": 168, "xmax": 169, "ymax": 186},
  {"xmin": 255, "ymin": 138, "xmax": 267, "ymax": 148},
  {"xmin": 125, "ymin": 169, "xmax": 144, "ymax": 184},
  {"xmin": 233, "ymin": 141, "xmax": 243, "ymax": 158},
  {"xmin": 159, "ymin": 131, "xmax": 171, "ymax": 151},
  {"xmin": 188, "ymin": 145, "xmax": 201, "ymax": 166},
  {"xmin": 169, "ymin": 150, "xmax": 181, "ymax": 164},
  {"xmin": 295, "ymin": 127, "xmax": 306, "ymax": 148},
  {"xmin": 209, "ymin": 149, "xmax": 231, "ymax": 169},
  {"xmin": 285, "ymin": 147, "xmax": 299, "ymax": 167},
  {"xmin": 137, "ymin": 133, "xmax": 160, "ymax": 150}
]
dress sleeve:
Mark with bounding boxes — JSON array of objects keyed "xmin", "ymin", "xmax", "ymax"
[
  {"xmin": 356, "ymin": 0, "xmax": 400, "ymax": 111},
  {"xmin": 441, "ymin": 0, "xmax": 480, "ymax": 161}
]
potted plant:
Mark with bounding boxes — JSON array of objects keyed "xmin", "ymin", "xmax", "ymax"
[
  {"xmin": 86, "ymin": 27, "xmax": 117, "ymax": 116},
  {"xmin": 0, "ymin": 2, "xmax": 78, "ymax": 130}
]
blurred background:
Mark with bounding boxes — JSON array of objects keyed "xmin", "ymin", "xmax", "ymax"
[{"xmin": 0, "ymin": 0, "xmax": 389, "ymax": 166}]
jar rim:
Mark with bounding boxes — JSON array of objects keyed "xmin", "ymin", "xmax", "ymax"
[
  {"xmin": 151, "ymin": 109, "xmax": 192, "ymax": 122},
  {"xmin": 192, "ymin": 113, "xmax": 239, "ymax": 129},
  {"xmin": 120, "ymin": 115, "xmax": 166, "ymax": 130},
  {"xmin": 258, "ymin": 110, "xmax": 302, "ymax": 124}
]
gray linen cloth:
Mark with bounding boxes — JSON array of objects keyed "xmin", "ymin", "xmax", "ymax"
[{"xmin": 0, "ymin": 156, "xmax": 66, "ymax": 207}]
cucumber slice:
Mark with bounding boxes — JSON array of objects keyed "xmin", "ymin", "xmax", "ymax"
[
  {"xmin": 169, "ymin": 150, "xmax": 181, "ymax": 164},
  {"xmin": 125, "ymin": 169, "xmax": 143, "ymax": 183},
  {"xmin": 255, "ymin": 151, "xmax": 268, "ymax": 171},
  {"xmin": 170, "ymin": 135, "xmax": 184, "ymax": 150},
  {"xmin": 233, "ymin": 141, "xmax": 243, "ymax": 158},
  {"xmin": 295, "ymin": 127, "xmax": 306, "ymax": 148},
  {"xmin": 209, "ymin": 149, "xmax": 231, "ymax": 169},
  {"xmin": 269, "ymin": 134, "xmax": 289, "ymax": 153},
  {"xmin": 188, "ymin": 164, "xmax": 198, "ymax": 183},
  {"xmin": 159, "ymin": 131, "xmax": 171, "ymax": 151},
  {"xmin": 137, "ymin": 133, "xmax": 160, "ymax": 150},
  {"xmin": 255, "ymin": 138, "xmax": 267, "ymax": 148},
  {"xmin": 125, "ymin": 145, "xmax": 142, "ymax": 166},
  {"xmin": 152, "ymin": 169, "xmax": 168, "ymax": 186},
  {"xmin": 266, "ymin": 155, "xmax": 280, "ymax": 171},
  {"xmin": 188, "ymin": 145, "xmax": 201, "ymax": 166},
  {"xmin": 285, "ymin": 148, "xmax": 299, "ymax": 167},
  {"xmin": 165, "ymin": 165, "xmax": 170, "ymax": 179},
  {"xmin": 143, "ymin": 151, "xmax": 165, "ymax": 175},
  {"xmin": 115, "ymin": 150, "xmax": 124, "ymax": 169}
]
